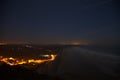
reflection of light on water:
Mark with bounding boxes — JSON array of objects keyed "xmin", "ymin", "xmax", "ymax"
[{"xmin": 0, "ymin": 54, "xmax": 57, "ymax": 66}]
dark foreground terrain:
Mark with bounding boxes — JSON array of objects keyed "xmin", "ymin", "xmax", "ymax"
[
  {"xmin": 0, "ymin": 45, "xmax": 120, "ymax": 80},
  {"xmin": 0, "ymin": 62, "xmax": 62, "ymax": 80}
]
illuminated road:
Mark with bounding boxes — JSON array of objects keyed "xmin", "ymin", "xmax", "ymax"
[{"xmin": 50, "ymin": 47, "xmax": 120, "ymax": 80}]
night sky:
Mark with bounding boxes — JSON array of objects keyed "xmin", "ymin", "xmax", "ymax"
[{"xmin": 1, "ymin": 0, "xmax": 120, "ymax": 45}]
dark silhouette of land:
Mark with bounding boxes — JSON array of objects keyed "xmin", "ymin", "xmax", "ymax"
[{"xmin": 0, "ymin": 45, "xmax": 120, "ymax": 80}]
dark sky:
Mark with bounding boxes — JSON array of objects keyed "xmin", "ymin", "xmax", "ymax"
[{"xmin": 0, "ymin": 0, "xmax": 120, "ymax": 45}]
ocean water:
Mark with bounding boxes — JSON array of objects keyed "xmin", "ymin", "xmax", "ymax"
[{"xmin": 37, "ymin": 46, "xmax": 120, "ymax": 80}]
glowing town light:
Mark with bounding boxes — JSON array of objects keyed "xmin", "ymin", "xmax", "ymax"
[{"xmin": 0, "ymin": 54, "xmax": 57, "ymax": 66}]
